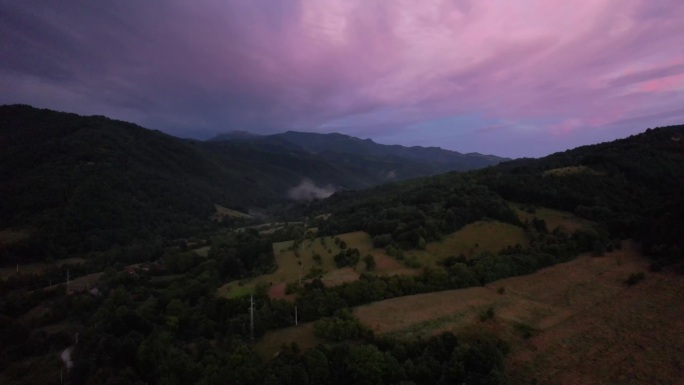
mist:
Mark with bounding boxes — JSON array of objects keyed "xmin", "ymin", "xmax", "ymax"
[{"xmin": 287, "ymin": 179, "xmax": 336, "ymax": 201}]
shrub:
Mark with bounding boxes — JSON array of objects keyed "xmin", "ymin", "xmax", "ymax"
[
  {"xmin": 480, "ymin": 306, "xmax": 495, "ymax": 322},
  {"xmin": 625, "ymin": 272, "xmax": 645, "ymax": 285}
]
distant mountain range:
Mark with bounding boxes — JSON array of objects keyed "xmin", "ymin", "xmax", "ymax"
[
  {"xmin": 209, "ymin": 130, "xmax": 507, "ymax": 177},
  {"xmin": 0, "ymin": 105, "xmax": 505, "ymax": 258}
]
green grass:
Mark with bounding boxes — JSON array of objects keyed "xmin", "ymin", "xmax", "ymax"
[
  {"xmin": 543, "ymin": 165, "xmax": 602, "ymax": 177},
  {"xmin": 218, "ymin": 231, "xmax": 411, "ymax": 298},
  {"xmin": 425, "ymin": 220, "xmax": 530, "ymax": 260},
  {"xmin": 218, "ymin": 283, "xmax": 255, "ymax": 299},
  {"xmin": 513, "ymin": 204, "xmax": 594, "ymax": 233},
  {"xmin": 191, "ymin": 245, "xmax": 211, "ymax": 257}
]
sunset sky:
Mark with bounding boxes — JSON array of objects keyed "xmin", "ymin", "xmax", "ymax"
[{"xmin": 2, "ymin": 1, "xmax": 684, "ymax": 157}]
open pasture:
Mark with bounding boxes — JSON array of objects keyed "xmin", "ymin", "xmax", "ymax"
[
  {"xmin": 218, "ymin": 231, "xmax": 412, "ymax": 298},
  {"xmin": 350, "ymin": 241, "xmax": 684, "ymax": 384},
  {"xmin": 542, "ymin": 165, "xmax": 602, "ymax": 177},
  {"xmin": 252, "ymin": 323, "xmax": 320, "ymax": 359},
  {"xmin": 249, "ymin": 240, "xmax": 682, "ymax": 383},
  {"xmin": 513, "ymin": 204, "xmax": 593, "ymax": 234},
  {"xmin": 425, "ymin": 220, "xmax": 529, "ymax": 261}
]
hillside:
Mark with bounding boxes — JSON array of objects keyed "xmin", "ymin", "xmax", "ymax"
[
  {"xmin": 0, "ymin": 105, "xmax": 505, "ymax": 261},
  {"xmin": 211, "ymin": 130, "xmax": 507, "ymax": 180},
  {"xmin": 308, "ymin": 124, "xmax": 684, "ymax": 266},
  {"xmin": 2, "ymin": 117, "xmax": 684, "ymax": 385}
]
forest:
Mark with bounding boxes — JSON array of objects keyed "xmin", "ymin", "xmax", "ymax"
[{"xmin": 1, "ymin": 115, "xmax": 683, "ymax": 384}]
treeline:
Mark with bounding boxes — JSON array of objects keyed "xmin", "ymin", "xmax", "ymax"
[
  {"xmin": 474, "ymin": 125, "xmax": 684, "ymax": 267},
  {"xmin": 295, "ymin": 227, "xmax": 597, "ymax": 322},
  {"xmin": 58, "ymin": 255, "xmax": 512, "ymax": 385},
  {"xmin": 11, "ymin": 222, "xmax": 596, "ymax": 384},
  {"xmin": 310, "ymin": 177, "xmax": 520, "ymax": 250},
  {"xmin": 308, "ymin": 124, "xmax": 684, "ymax": 267},
  {"xmin": 260, "ymin": 333, "xmax": 507, "ymax": 385}
]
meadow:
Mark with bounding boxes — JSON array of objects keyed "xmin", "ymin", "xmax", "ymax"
[
  {"xmin": 513, "ymin": 204, "xmax": 593, "ymax": 234},
  {"xmin": 252, "ymin": 241, "xmax": 684, "ymax": 384},
  {"xmin": 218, "ymin": 207, "xmax": 588, "ymax": 299},
  {"xmin": 218, "ymin": 231, "xmax": 411, "ymax": 299}
]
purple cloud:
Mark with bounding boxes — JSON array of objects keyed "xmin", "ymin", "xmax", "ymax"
[{"xmin": 1, "ymin": 0, "xmax": 683, "ymax": 157}]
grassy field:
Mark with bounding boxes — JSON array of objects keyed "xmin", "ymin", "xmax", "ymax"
[
  {"xmin": 220, "ymin": 221, "xmax": 534, "ymax": 299},
  {"xmin": 191, "ymin": 245, "xmax": 211, "ymax": 257},
  {"xmin": 253, "ymin": 241, "xmax": 684, "ymax": 384},
  {"xmin": 424, "ymin": 220, "xmax": 530, "ymax": 261},
  {"xmin": 252, "ymin": 323, "xmax": 320, "ymax": 359},
  {"xmin": 542, "ymin": 165, "xmax": 602, "ymax": 177},
  {"xmin": 211, "ymin": 204, "xmax": 252, "ymax": 221},
  {"xmin": 353, "ymin": 241, "xmax": 684, "ymax": 385},
  {"xmin": 513, "ymin": 204, "xmax": 593, "ymax": 234},
  {"xmin": 218, "ymin": 231, "xmax": 412, "ymax": 299},
  {"xmin": 354, "ymin": 242, "xmax": 645, "ymax": 336}
]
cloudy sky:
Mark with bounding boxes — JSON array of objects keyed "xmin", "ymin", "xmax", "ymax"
[{"xmin": 2, "ymin": 1, "xmax": 684, "ymax": 157}]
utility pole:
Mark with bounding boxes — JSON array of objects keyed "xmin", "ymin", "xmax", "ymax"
[
  {"xmin": 66, "ymin": 269, "xmax": 70, "ymax": 295},
  {"xmin": 249, "ymin": 294, "xmax": 255, "ymax": 340},
  {"xmin": 299, "ymin": 260, "xmax": 304, "ymax": 285},
  {"xmin": 295, "ymin": 305, "xmax": 298, "ymax": 326}
]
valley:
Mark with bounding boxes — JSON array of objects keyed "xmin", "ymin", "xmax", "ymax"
[{"xmin": 1, "ymin": 109, "xmax": 683, "ymax": 385}]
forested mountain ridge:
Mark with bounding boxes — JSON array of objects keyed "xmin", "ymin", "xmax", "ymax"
[
  {"xmin": 211, "ymin": 130, "xmax": 508, "ymax": 179},
  {"xmin": 0, "ymin": 105, "xmax": 505, "ymax": 260},
  {"xmin": 306, "ymin": 124, "xmax": 684, "ymax": 266},
  {"xmin": 2, "ymin": 106, "xmax": 684, "ymax": 385}
]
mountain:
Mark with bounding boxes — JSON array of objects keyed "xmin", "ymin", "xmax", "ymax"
[
  {"xmin": 308, "ymin": 124, "xmax": 684, "ymax": 266},
  {"xmin": 0, "ymin": 105, "xmax": 505, "ymax": 260},
  {"xmin": 210, "ymin": 130, "xmax": 508, "ymax": 180}
]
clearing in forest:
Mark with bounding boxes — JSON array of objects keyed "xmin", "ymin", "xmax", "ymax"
[
  {"xmin": 255, "ymin": 241, "xmax": 684, "ymax": 384},
  {"xmin": 542, "ymin": 165, "xmax": 602, "ymax": 177},
  {"xmin": 218, "ymin": 231, "xmax": 412, "ymax": 299},
  {"xmin": 353, "ymin": 241, "xmax": 684, "ymax": 385},
  {"xmin": 513, "ymin": 204, "xmax": 593, "ymax": 234},
  {"xmin": 252, "ymin": 323, "xmax": 320, "ymax": 359},
  {"xmin": 211, "ymin": 204, "xmax": 252, "ymax": 222},
  {"xmin": 424, "ymin": 220, "xmax": 529, "ymax": 261}
]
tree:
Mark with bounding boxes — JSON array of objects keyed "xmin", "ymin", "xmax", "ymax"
[{"xmin": 364, "ymin": 254, "xmax": 376, "ymax": 271}]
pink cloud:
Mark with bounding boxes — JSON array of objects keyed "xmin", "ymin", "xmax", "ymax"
[{"xmin": 2, "ymin": 0, "xmax": 684, "ymax": 155}]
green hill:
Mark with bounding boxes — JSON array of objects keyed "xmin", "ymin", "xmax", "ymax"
[
  {"xmin": 0, "ymin": 105, "xmax": 505, "ymax": 261},
  {"xmin": 309, "ymin": 125, "xmax": 684, "ymax": 266}
]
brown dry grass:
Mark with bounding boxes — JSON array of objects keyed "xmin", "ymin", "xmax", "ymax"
[
  {"xmin": 251, "ymin": 240, "xmax": 684, "ymax": 385},
  {"xmin": 346, "ymin": 241, "xmax": 684, "ymax": 384},
  {"xmin": 354, "ymin": 287, "xmax": 499, "ymax": 334},
  {"xmin": 252, "ymin": 323, "xmax": 321, "ymax": 359},
  {"xmin": 505, "ymin": 244, "xmax": 684, "ymax": 385}
]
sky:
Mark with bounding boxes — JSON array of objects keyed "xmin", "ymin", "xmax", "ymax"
[{"xmin": 1, "ymin": 1, "xmax": 684, "ymax": 158}]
